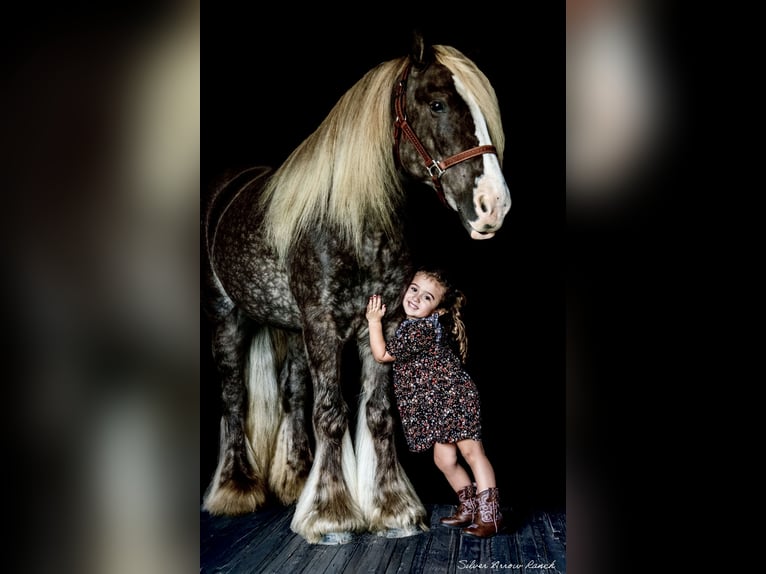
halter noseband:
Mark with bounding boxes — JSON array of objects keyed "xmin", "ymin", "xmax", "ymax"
[{"xmin": 393, "ymin": 62, "xmax": 497, "ymax": 205}]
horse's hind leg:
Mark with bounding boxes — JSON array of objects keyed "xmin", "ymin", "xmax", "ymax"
[
  {"xmin": 269, "ymin": 331, "xmax": 313, "ymax": 504},
  {"xmin": 355, "ymin": 337, "xmax": 428, "ymax": 537},
  {"xmin": 202, "ymin": 310, "xmax": 276, "ymax": 515}
]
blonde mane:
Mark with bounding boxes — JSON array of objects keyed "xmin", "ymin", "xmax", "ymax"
[{"xmin": 260, "ymin": 45, "xmax": 504, "ymax": 263}]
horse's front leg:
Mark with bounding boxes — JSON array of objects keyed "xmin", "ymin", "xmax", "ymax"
[
  {"xmin": 290, "ymin": 323, "xmax": 364, "ymax": 544},
  {"xmin": 355, "ymin": 331, "xmax": 429, "ymax": 537}
]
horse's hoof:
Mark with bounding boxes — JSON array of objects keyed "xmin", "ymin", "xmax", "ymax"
[
  {"xmin": 317, "ymin": 531, "xmax": 355, "ymax": 545},
  {"xmin": 376, "ymin": 525, "xmax": 423, "ymax": 539}
]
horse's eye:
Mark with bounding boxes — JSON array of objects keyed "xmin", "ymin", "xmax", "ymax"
[{"xmin": 429, "ymin": 100, "xmax": 446, "ymax": 113}]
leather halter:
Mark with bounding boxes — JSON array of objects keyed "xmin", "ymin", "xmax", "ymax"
[{"xmin": 393, "ymin": 62, "xmax": 497, "ymax": 205}]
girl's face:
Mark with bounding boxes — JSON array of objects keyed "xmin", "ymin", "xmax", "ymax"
[{"xmin": 402, "ymin": 273, "xmax": 446, "ymax": 319}]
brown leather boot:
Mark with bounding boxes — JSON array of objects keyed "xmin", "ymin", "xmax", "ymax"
[
  {"xmin": 439, "ymin": 484, "xmax": 477, "ymax": 528},
  {"xmin": 461, "ymin": 487, "xmax": 504, "ymax": 537}
]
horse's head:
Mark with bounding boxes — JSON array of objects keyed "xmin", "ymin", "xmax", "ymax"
[{"xmin": 393, "ymin": 36, "xmax": 511, "ymax": 240}]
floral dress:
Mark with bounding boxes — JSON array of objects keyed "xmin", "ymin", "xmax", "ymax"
[{"xmin": 385, "ymin": 312, "xmax": 482, "ymax": 452}]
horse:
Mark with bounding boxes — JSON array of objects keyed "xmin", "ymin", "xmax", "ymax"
[{"xmin": 202, "ymin": 34, "xmax": 511, "ymax": 544}]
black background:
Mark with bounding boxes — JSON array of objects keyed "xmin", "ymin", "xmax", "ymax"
[{"xmin": 202, "ymin": 8, "xmax": 564, "ymax": 514}]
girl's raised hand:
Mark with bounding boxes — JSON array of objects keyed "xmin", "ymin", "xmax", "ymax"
[{"xmin": 365, "ymin": 294, "xmax": 386, "ymax": 322}]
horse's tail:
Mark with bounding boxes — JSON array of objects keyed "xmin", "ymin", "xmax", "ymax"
[
  {"xmin": 202, "ymin": 323, "xmax": 284, "ymax": 515},
  {"xmin": 244, "ymin": 325, "xmax": 284, "ymax": 484}
]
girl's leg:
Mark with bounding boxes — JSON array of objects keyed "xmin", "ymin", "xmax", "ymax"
[
  {"xmin": 434, "ymin": 442, "xmax": 477, "ymax": 528},
  {"xmin": 433, "ymin": 442, "xmax": 472, "ymax": 490},
  {"xmin": 456, "ymin": 439, "xmax": 496, "ymax": 493},
  {"xmin": 457, "ymin": 439, "xmax": 505, "ymax": 537}
]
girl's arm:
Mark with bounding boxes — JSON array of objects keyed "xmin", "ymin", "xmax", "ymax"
[{"xmin": 366, "ymin": 295, "xmax": 395, "ymax": 364}]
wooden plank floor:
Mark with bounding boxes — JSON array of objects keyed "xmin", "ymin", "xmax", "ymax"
[{"xmin": 201, "ymin": 504, "xmax": 565, "ymax": 573}]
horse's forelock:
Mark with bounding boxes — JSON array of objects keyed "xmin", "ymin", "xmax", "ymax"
[{"xmin": 434, "ymin": 45, "xmax": 505, "ymax": 163}]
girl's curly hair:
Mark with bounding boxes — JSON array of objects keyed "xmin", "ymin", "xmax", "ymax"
[{"xmin": 412, "ymin": 266, "xmax": 468, "ymax": 363}]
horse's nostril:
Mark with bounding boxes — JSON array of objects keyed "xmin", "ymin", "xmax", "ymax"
[{"xmin": 476, "ymin": 194, "xmax": 495, "ymax": 216}]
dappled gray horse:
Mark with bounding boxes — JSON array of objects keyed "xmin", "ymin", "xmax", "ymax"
[{"xmin": 202, "ymin": 36, "xmax": 510, "ymax": 544}]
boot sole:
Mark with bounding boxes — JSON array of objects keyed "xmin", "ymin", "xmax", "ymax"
[
  {"xmin": 461, "ymin": 526, "xmax": 505, "ymax": 538},
  {"xmin": 439, "ymin": 522, "xmax": 472, "ymax": 529}
]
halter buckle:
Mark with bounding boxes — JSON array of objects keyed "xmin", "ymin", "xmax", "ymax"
[{"xmin": 426, "ymin": 161, "xmax": 445, "ymax": 179}]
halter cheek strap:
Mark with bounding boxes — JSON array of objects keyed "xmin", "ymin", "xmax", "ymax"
[{"xmin": 393, "ymin": 62, "xmax": 497, "ymax": 205}]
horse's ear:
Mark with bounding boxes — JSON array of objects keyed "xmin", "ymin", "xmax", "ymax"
[{"xmin": 410, "ymin": 29, "xmax": 434, "ymax": 69}]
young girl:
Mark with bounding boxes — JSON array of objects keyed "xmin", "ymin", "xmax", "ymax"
[{"xmin": 365, "ymin": 267, "xmax": 504, "ymax": 537}]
